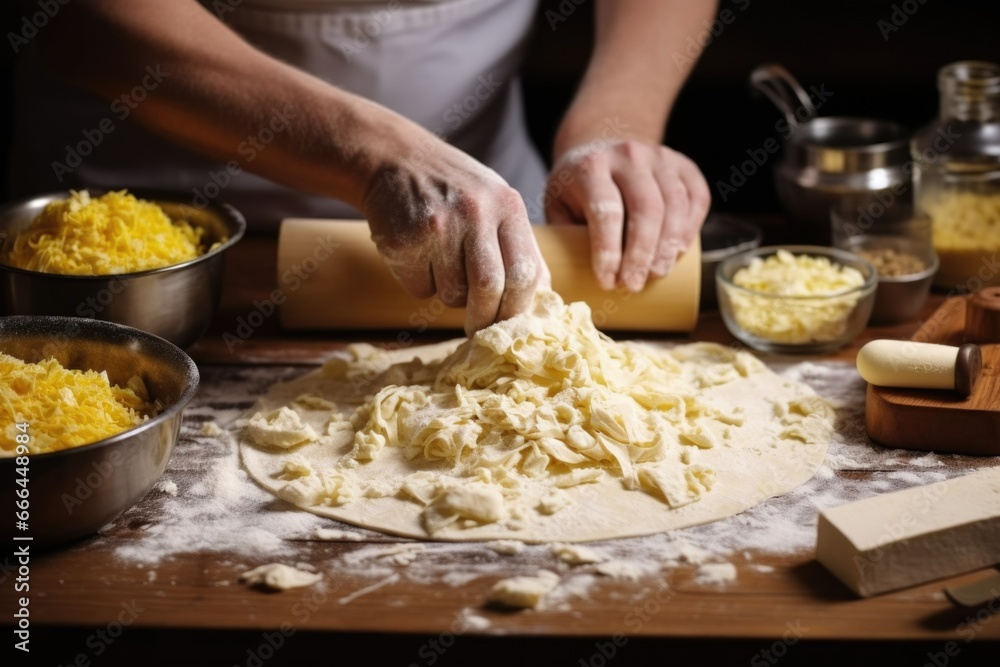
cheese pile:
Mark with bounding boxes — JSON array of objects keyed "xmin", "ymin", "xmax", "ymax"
[
  {"xmin": 726, "ymin": 249, "xmax": 866, "ymax": 344},
  {"xmin": 244, "ymin": 292, "xmax": 835, "ymax": 537},
  {"xmin": 923, "ymin": 191, "xmax": 1000, "ymax": 288},
  {"xmin": 3, "ymin": 190, "xmax": 207, "ymax": 275},
  {"xmin": 1, "ymin": 353, "xmax": 160, "ymax": 456}
]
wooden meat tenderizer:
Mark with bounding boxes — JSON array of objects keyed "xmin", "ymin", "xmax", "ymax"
[{"xmin": 857, "ymin": 340, "xmax": 983, "ymax": 397}]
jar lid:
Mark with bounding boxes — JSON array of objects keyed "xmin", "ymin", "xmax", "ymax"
[{"xmin": 939, "ymin": 61, "xmax": 1000, "ymax": 99}]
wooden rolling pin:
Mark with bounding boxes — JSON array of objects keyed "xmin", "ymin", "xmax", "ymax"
[{"xmin": 277, "ymin": 219, "xmax": 700, "ymax": 331}]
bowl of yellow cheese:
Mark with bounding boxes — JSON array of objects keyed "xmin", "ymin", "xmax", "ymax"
[
  {"xmin": 0, "ymin": 189, "xmax": 245, "ymax": 348},
  {"xmin": 1, "ymin": 315, "xmax": 198, "ymax": 547},
  {"xmin": 716, "ymin": 246, "xmax": 877, "ymax": 354}
]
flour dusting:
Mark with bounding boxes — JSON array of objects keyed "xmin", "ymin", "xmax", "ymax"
[{"xmin": 64, "ymin": 359, "xmax": 996, "ymax": 613}]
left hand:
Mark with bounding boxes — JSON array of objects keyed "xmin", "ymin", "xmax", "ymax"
[{"xmin": 545, "ymin": 140, "xmax": 710, "ymax": 292}]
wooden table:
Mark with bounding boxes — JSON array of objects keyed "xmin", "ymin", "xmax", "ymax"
[{"xmin": 5, "ymin": 236, "xmax": 999, "ymax": 666}]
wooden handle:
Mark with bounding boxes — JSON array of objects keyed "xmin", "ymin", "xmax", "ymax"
[
  {"xmin": 965, "ymin": 287, "xmax": 1000, "ymax": 344},
  {"xmin": 857, "ymin": 339, "xmax": 982, "ymax": 396},
  {"xmin": 276, "ymin": 219, "xmax": 701, "ymax": 331}
]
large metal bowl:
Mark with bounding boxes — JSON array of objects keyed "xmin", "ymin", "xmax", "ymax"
[
  {"xmin": 0, "ymin": 316, "xmax": 199, "ymax": 547},
  {"xmin": 775, "ymin": 117, "xmax": 912, "ymax": 245},
  {"xmin": 0, "ymin": 189, "xmax": 246, "ymax": 349}
]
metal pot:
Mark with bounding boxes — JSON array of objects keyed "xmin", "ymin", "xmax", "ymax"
[
  {"xmin": 751, "ymin": 64, "xmax": 912, "ymax": 244},
  {"xmin": 0, "ymin": 189, "xmax": 245, "ymax": 349}
]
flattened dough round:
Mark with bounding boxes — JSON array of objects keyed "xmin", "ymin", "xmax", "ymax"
[{"xmin": 240, "ymin": 326, "xmax": 832, "ymax": 544}]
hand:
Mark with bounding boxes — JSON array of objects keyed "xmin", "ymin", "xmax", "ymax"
[
  {"xmin": 545, "ymin": 140, "xmax": 709, "ymax": 292},
  {"xmin": 362, "ymin": 138, "xmax": 550, "ymax": 337}
]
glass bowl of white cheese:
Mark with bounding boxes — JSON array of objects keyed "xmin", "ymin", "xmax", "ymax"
[{"xmin": 716, "ymin": 245, "xmax": 877, "ymax": 354}]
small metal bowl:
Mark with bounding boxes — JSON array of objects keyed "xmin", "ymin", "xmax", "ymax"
[
  {"xmin": 0, "ymin": 316, "xmax": 198, "ymax": 547},
  {"xmin": 0, "ymin": 189, "xmax": 246, "ymax": 349},
  {"xmin": 838, "ymin": 235, "xmax": 939, "ymax": 324},
  {"xmin": 716, "ymin": 245, "xmax": 878, "ymax": 354}
]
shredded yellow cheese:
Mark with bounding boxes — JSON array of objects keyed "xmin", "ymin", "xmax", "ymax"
[
  {"xmin": 726, "ymin": 250, "xmax": 866, "ymax": 344},
  {"xmin": 1, "ymin": 353, "xmax": 160, "ymax": 456},
  {"xmin": 4, "ymin": 190, "xmax": 207, "ymax": 275}
]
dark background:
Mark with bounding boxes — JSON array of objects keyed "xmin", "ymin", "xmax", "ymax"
[
  {"xmin": 0, "ymin": 0, "xmax": 998, "ymax": 217},
  {"xmin": 519, "ymin": 0, "xmax": 1000, "ymax": 217}
]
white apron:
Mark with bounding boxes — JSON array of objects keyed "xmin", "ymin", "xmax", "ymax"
[{"xmin": 9, "ymin": 0, "xmax": 546, "ymax": 229}]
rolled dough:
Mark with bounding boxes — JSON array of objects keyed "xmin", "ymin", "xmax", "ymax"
[{"xmin": 239, "ymin": 293, "xmax": 833, "ymax": 543}]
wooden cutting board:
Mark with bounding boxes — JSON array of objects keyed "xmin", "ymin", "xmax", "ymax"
[{"xmin": 865, "ymin": 295, "xmax": 1000, "ymax": 455}]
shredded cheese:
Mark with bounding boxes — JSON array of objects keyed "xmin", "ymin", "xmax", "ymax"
[
  {"xmin": 726, "ymin": 250, "xmax": 866, "ymax": 344},
  {"xmin": 4, "ymin": 190, "xmax": 211, "ymax": 275},
  {"xmin": 1, "ymin": 353, "xmax": 160, "ymax": 456},
  {"xmin": 252, "ymin": 293, "xmax": 808, "ymax": 534}
]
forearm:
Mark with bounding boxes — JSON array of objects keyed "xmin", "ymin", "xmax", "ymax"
[
  {"xmin": 38, "ymin": 0, "xmax": 422, "ymax": 209},
  {"xmin": 554, "ymin": 0, "xmax": 719, "ymax": 159}
]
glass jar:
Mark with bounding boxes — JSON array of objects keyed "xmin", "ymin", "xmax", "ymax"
[{"xmin": 912, "ymin": 61, "xmax": 1000, "ymax": 292}]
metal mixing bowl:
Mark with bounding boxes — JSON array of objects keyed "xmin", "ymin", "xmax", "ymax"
[
  {"xmin": 0, "ymin": 316, "xmax": 199, "ymax": 547},
  {"xmin": 775, "ymin": 117, "xmax": 912, "ymax": 245},
  {"xmin": 0, "ymin": 189, "xmax": 246, "ymax": 349}
]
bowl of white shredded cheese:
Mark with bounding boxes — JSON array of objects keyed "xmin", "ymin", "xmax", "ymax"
[{"xmin": 716, "ymin": 246, "xmax": 877, "ymax": 354}]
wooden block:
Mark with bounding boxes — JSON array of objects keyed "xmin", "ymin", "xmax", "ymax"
[
  {"xmin": 966, "ymin": 286, "xmax": 1000, "ymax": 344},
  {"xmin": 816, "ymin": 466, "xmax": 1000, "ymax": 598}
]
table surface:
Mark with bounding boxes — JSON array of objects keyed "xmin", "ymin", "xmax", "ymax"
[{"xmin": 7, "ymin": 235, "xmax": 1000, "ymax": 648}]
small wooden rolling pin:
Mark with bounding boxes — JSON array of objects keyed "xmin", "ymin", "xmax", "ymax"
[
  {"xmin": 276, "ymin": 219, "xmax": 701, "ymax": 331},
  {"xmin": 857, "ymin": 340, "xmax": 983, "ymax": 397}
]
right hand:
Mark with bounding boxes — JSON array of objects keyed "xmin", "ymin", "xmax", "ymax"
[{"xmin": 362, "ymin": 139, "xmax": 550, "ymax": 337}]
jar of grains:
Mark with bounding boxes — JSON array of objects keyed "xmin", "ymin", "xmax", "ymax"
[{"xmin": 912, "ymin": 61, "xmax": 1000, "ymax": 292}]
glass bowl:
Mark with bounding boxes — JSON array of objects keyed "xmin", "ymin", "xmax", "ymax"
[{"xmin": 716, "ymin": 245, "xmax": 878, "ymax": 354}]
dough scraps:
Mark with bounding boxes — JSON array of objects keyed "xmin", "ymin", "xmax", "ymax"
[
  {"xmin": 239, "ymin": 563, "xmax": 322, "ymax": 590},
  {"xmin": 239, "ymin": 292, "xmax": 834, "ymax": 543}
]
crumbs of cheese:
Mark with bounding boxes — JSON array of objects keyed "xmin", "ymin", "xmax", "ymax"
[
  {"xmin": 0, "ymin": 353, "xmax": 160, "ymax": 456},
  {"xmin": 923, "ymin": 191, "xmax": 1000, "ymax": 288},
  {"xmin": 245, "ymin": 406, "xmax": 317, "ymax": 449},
  {"xmin": 726, "ymin": 250, "xmax": 866, "ymax": 344},
  {"xmin": 488, "ymin": 570, "xmax": 560, "ymax": 608},
  {"xmin": 239, "ymin": 563, "xmax": 321, "ymax": 591},
  {"xmin": 3, "ymin": 190, "xmax": 212, "ymax": 275}
]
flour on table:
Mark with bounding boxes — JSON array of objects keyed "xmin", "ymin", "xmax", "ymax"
[
  {"xmin": 57, "ymin": 349, "xmax": 990, "ymax": 616},
  {"xmin": 594, "ymin": 560, "xmax": 647, "ymax": 581},
  {"xmin": 239, "ymin": 292, "xmax": 835, "ymax": 543},
  {"xmin": 693, "ymin": 562, "xmax": 737, "ymax": 585},
  {"xmin": 313, "ymin": 527, "xmax": 364, "ymax": 542}
]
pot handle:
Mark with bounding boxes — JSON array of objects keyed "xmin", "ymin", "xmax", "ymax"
[{"xmin": 750, "ymin": 64, "xmax": 817, "ymax": 126}]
